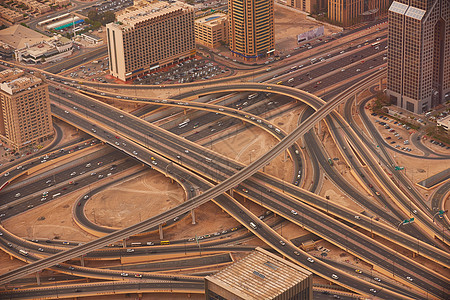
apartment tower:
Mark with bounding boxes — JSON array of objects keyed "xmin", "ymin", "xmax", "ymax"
[
  {"xmin": 387, "ymin": 0, "xmax": 450, "ymax": 113},
  {"xmin": 106, "ymin": 0, "xmax": 196, "ymax": 81},
  {"xmin": 228, "ymin": 0, "xmax": 275, "ymax": 60},
  {"xmin": 0, "ymin": 68, "xmax": 53, "ymax": 151}
]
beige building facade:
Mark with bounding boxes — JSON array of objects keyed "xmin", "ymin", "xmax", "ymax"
[
  {"xmin": 228, "ymin": 0, "xmax": 275, "ymax": 60},
  {"xmin": 328, "ymin": 0, "xmax": 391, "ymax": 27},
  {"xmin": 106, "ymin": 0, "xmax": 196, "ymax": 81},
  {"xmin": 387, "ymin": 0, "xmax": 450, "ymax": 114},
  {"xmin": 0, "ymin": 68, "xmax": 53, "ymax": 151},
  {"xmin": 195, "ymin": 13, "xmax": 228, "ymax": 48}
]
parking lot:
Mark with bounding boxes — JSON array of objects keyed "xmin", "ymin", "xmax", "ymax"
[
  {"xmin": 78, "ymin": 0, "xmax": 134, "ymax": 17},
  {"xmin": 133, "ymin": 58, "xmax": 229, "ymax": 85}
]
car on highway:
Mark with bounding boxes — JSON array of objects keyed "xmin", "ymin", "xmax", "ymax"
[
  {"xmin": 279, "ymin": 240, "xmax": 286, "ymax": 246},
  {"xmin": 331, "ymin": 274, "xmax": 339, "ymax": 280},
  {"xmin": 4, "ymin": 172, "xmax": 9, "ymax": 177},
  {"xmin": 121, "ymin": 273, "xmax": 129, "ymax": 277},
  {"xmin": 374, "ymin": 277, "xmax": 381, "ymax": 282},
  {"xmin": 126, "ymin": 249, "xmax": 134, "ymax": 253},
  {"xmin": 307, "ymin": 257, "xmax": 314, "ymax": 263},
  {"xmin": 70, "ymin": 172, "xmax": 76, "ymax": 176},
  {"xmin": 291, "ymin": 210, "xmax": 298, "ymax": 215},
  {"xmin": 375, "ymin": 191, "xmax": 380, "ymax": 196},
  {"xmin": 355, "ymin": 269, "xmax": 362, "ymax": 274},
  {"xmin": 406, "ymin": 276, "xmax": 413, "ymax": 281},
  {"xmin": 134, "ymin": 274, "xmax": 142, "ymax": 278}
]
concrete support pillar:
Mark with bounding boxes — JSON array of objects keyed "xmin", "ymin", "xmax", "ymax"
[
  {"xmin": 317, "ymin": 120, "xmax": 322, "ymax": 135},
  {"xmin": 183, "ymin": 109, "xmax": 186, "ymax": 115},
  {"xmin": 123, "ymin": 239, "xmax": 126, "ymax": 248},
  {"xmin": 230, "ymin": 189, "xmax": 233, "ymax": 197},
  {"xmin": 36, "ymin": 272, "xmax": 41, "ymax": 285},
  {"xmin": 159, "ymin": 224, "xmax": 164, "ymax": 240},
  {"xmin": 191, "ymin": 209, "xmax": 196, "ymax": 225},
  {"xmin": 81, "ymin": 255, "xmax": 85, "ymax": 267}
]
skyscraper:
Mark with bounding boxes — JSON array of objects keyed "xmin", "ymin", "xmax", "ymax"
[
  {"xmin": 106, "ymin": 0, "xmax": 196, "ymax": 81},
  {"xmin": 0, "ymin": 68, "xmax": 53, "ymax": 151},
  {"xmin": 386, "ymin": 0, "xmax": 450, "ymax": 113},
  {"xmin": 228, "ymin": 0, "xmax": 275, "ymax": 60}
]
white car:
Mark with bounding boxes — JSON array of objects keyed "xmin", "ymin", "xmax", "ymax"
[
  {"xmin": 307, "ymin": 257, "xmax": 314, "ymax": 263},
  {"xmin": 291, "ymin": 210, "xmax": 298, "ymax": 215},
  {"xmin": 331, "ymin": 274, "xmax": 339, "ymax": 280}
]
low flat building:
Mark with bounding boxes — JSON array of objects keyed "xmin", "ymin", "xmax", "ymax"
[
  {"xmin": 205, "ymin": 247, "xmax": 313, "ymax": 300},
  {"xmin": 195, "ymin": 13, "xmax": 228, "ymax": 48},
  {"xmin": 15, "ymin": 36, "xmax": 73, "ymax": 64},
  {"xmin": 0, "ymin": 68, "xmax": 53, "ymax": 151},
  {"xmin": 15, "ymin": 0, "xmax": 51, "ymax": 14},
  {"xmin": 81, "ymin": 33, "xmax": 103, "ymax": 45},
  {"xmin": 0, "ymin": 24, "xmax": 48, "ymax": 51},
  {"xmin": 437, "ymin": 115, "xmax": 450, "ymax": 131},
  {"xmin": 0, "ymin": 6, "xmax": 24, "ymax": 23}
]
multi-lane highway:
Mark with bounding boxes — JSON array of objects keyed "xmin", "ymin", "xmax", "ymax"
[{"xmin": 1, "ymin": 25, "xmax": 449, "ymax": 299}]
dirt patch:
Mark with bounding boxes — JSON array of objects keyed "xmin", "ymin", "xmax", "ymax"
[
  {"xmin": 85, "ymin": 170, "xmax": 186, "ymax": 228},
  {"xmin": 274, "ymin": 4, "xmax": 340, "ymax": 52}
]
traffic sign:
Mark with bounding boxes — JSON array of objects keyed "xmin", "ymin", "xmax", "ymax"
[{"xmin": 395, "ymin": 166, "xmax": 404, "ymax": 170}]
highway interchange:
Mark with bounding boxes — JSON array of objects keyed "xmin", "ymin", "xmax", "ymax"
[{"xmin": 0, "ymin": 25, "xmax": 449, "ymax": 299}]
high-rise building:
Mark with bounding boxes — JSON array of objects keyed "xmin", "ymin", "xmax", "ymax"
[
  {"xmin": 328, "ymin": 0, "xmax": 391, "ymax": 27},
  {"xmin": 387, "ymin": 0, "xmax": 450, "ymax": 114},
  {"xmin": 106, "ymin": 0, "xmax": 196, "ymax": 81},
  {"xmin": 287, "ymin": 0, "xmax": 326, "ymax": 14},
  {"xmin": 228, "ymin": 0, "xmax": 275, "ymax": 60},
  {"xmin": 205, "ymin": 247, "xmax": 313, "ymax": 300},
  {"xmin": 0, "ymin": 68, "xmax": 53, "ymax": 151}
]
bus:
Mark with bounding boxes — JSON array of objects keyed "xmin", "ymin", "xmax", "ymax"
[
  {"xmin": 160, "ymin": 240, "xmax": 170, "ymax": 245},
  {"xmin": 178, "ymin": 118, "xmax": 190, "ymax": 128},
  {"xmin": 52, "ymin": 193, "xmax": 61, "ymax": 199},
  {"xmin": 19, "ymin": 249, "xmax": 28, "ymax": 256},
  {"xmin": 371, "ymin": 41, "xmax": 381, "ymax": 47},
  {"xmin": 248, "ymin": 93, "xmax": 258, "ymax": 100},
  {"xmin": 131, "ymin": 242, "xmax": 142, "ymax": 246}
]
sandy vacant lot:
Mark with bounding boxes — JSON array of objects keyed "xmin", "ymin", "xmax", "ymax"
[
  {"xmin": 274, "ymin": 4, "xmax": 340, "ymax": 52},
  {"xmin": 85, "ymin": 170, "xmax": 186, "ymax": 228}
]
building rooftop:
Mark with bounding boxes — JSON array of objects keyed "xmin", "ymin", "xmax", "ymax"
[
  {"xmin": 0, "ymin": 68, "xmax": 25, "ymax": 83},
  {"xmin": 0, "ymin": 70, "xmax": 42, "ymax": 95},
  {"xmin": 0, "ymin": 25, "xmax": 47, "ymax": 50},
  {"xmin": 205, "ymin": 247, "xmax": 312, "ymax": 300},
  {"xmin": 195, "ymin": 12, "xmax": 227, "ymax": 26},
  {"xmin": 113, "ymin": 0, "xmax": 193, "ymax": 29}
]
